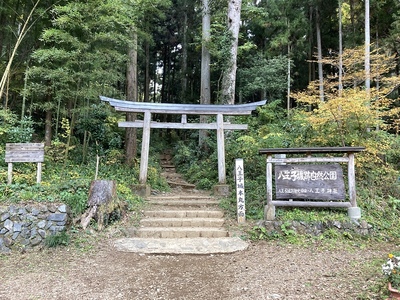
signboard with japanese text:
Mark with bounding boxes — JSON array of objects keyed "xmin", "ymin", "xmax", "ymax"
[
  {"xmin": 275, "ymin": 164, "xmax": 345, "ymax": 200},
  {"xmin": 235, "ymin": 159, "xmax": 246, "ymax": 223}
]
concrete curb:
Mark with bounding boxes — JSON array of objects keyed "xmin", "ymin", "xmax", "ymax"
[{"xmin": 113, "ymin": 237, "xmax": 249, "ymax": 255}]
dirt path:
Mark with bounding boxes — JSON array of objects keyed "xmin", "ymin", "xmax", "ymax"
[{"xmin": 0, "ymin": 232, "xmax": 392, "ymax": 300}]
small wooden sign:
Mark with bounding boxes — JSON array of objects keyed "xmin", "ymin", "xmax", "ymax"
[
  {"xmin": 5, "ymin": 143, "xmax": 44, "ymax": 163},
  {"xmin": 5, "ymin": 143, "xmax": 44, "ymax": 184},
  {"xmin": 275, "ymin": 164, "xmax": 345, "ymax": 200}
]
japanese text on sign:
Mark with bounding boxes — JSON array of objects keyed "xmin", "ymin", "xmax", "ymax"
[
  {"xmin": 275, "ymin": 164, "xmax": 346, "ymax": 201},
  {"xmin": 235, "ymin": 159, "xmax": 246, "ymax": 223},
  {"xmin": 277, "ymin": 170, "xmax": 338, "ymax": 181}
]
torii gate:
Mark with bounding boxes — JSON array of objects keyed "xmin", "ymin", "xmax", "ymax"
[{"xmin": 100, "ymin": 96, "xmax": 266, "ymax": 188}]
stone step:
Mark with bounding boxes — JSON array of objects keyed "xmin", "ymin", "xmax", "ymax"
[
  {"xmin": 140, "ymin": 217, "xmax": 225, "ymax": 228},
  {"xmin": 147, "ymin": 199, "xmax": 219, "ymax": 207},
  {"xmin": 161, "ymin": 171, "xmax": 181, "ymax": 177},
  {"xmin": 166, "ymin": 181, "xmax": 196, "ymax": 189},
  {"xmin": 144, "ymin": 210, "xmax": 224, "ymax": 218},
  {"xmin": 147, "ymin": 195, "xmax": 216, "ymax": 201},
  {"xmin": 136, "ymin": 227, "xmax": 229, "ymax": 238},
  {"xmin": 161, "ymin": 164, "xmax": 175, "ymax": 169}
]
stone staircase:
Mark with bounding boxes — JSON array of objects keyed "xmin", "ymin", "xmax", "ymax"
[
  {"xmin": 159, "ymin": 152, "xmax": 196, "ymax": 189},
  {"xmin": 136, "ymin": 195, "xmax": 229, "ymax": 238},
  {"xmin": 134, "ymin": 151, "xmax": 230, "ymax": 239}
]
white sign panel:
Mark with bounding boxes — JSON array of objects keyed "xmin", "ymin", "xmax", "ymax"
[{"xmin": 235, "ymin": 158, "xmax": 246, "ymax": 223}]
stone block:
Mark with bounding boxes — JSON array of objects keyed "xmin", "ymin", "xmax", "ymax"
[
  {"xmin": 20, "ymin": 238, "xmax": 30, "ymax": 246},
  {"xmin": 30, "ymin": 236, "xmax": 42, "ymax": 246},
  {"xmin": 131, "ymin": 184, "xmax": 151, "ymax": 198},
  {"xmin": 48, "ymin": 204, "xmax": 57, "ymax": 213},
  {"xmin": 31, "ymin": 208, "xmax": 40, "ymax": 216},
  {"xmin": 3, "ymin": 237, "xmax": 13, "ymax": 247},
  {"xmin": 4, "ymin": 219, "xmax": 13, "ymax": 232},
  {"xmin": 49, "ymin": 225, "xmax": 65, "ymax": 233},
  {"xmin": 38, "ymin": 229, "xmax": 46, "ymax": 239},
  {"xmin": 30, "ymin": 228, "xmax": 38, "ymax": 239},
  {"xmin": 57, "ymin": 204, "xmax": 68, "ymax": 213},
  {"xmin": 47, "ymin": 213, "xmax": 67, "ymax": 222},
  {"xmin": 12, "ymin": 232, "xmax": 19, "ymax": 240},
  {"xmin": 18, "ymin": 208, "xmax": 27, "ymax": 215},
  {"xmin": 13, "ymin": 222, "xmax": 22, "ymax": 232},
  {"xmin": 0, "ymin": 213, "xmax": 10, "ymax": 222},
  {"xmin": 213, "ymin": 184, "xmax": 230, "ymax": 196},
  {"xmin": 264, "ymin": 204, "xmax": 276, "ymax": 221},
  {"xmin": 9, "ymin": 205, "xmax": 17, "ymax": 216},
  {"xmin": 21, "ymin": 228, "xmax": 30, "ymax": 238},
  {"xmin": 348, "ymin": 207, "xmax": 361, "ymax": 220},
  {"xmin": 37, "ymin": 220, "xmax": 46, "ymax": 229}
]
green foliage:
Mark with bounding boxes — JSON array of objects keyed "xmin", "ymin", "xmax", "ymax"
[
  {"xmin": 249, "ymin": 226, "xmax": 271, "ymax": 241},
  {"xmin": 75, "ymin": 103, "xmax": 123, "ymax": 151},
  {"xmin": 59, "ymin": 182, "xmax": 89, "ymax": 216},
  {"xmin": 173, "ymin": 140, "xmax": 219, "ymax": 189},
  {"xmin": 280, "ymin": 221, "xmax": 296, "ymax": 237},
  {"xmin": 238, "ymin": 54, "xmax": 289, "ymax": 99},
  {"xmin": 7, "ymin": 116, "xmax": 35, "ymax": 143},
  {"xmin": 0, "ymin": 142, "xmax": 165, "ymax": 217},
  {"xmin": 0, "ymin": 110, "xmax": 34, "ymax": 144},
  {"xmin": 44, "ymin": 231, "xmax": 70, "ymax": 248},
  {"xmin": 277, "ymin": 207, "xmax": 348, "ymax": 223}
]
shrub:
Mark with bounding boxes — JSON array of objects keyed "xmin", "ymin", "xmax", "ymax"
[{"xmin": 44, "ymin": 231, "xmax": 70, "ymax": 248}]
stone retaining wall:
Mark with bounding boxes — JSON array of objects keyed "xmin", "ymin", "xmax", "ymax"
[
  {"xmin": 0, "ymin": 203, "xmax": 70, "ymax": 253},
  {"xmin": 258, "ymin": 219, "xmax": 373, "ymax": 236}
]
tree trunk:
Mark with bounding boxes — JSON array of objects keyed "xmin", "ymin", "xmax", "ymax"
[
  {"xmin": 181, "ymin": 2, "xmax": 188, "ymax": 101},
  {"xmin": 199, "ymin": 0, "xmax": 211, "ymax": 147},
  {"xmin": 365, "ymin": 0, "xmax": 371, "ymax": 96},
  {"xmin": 308, "ymin": 6, "xmax": 314, "ymax": 84},
  {"xmin": 0, "ymin": 0, "xmax": 4, "ymax": 57},
  {"xmin": 144, "ymin": 40, "xmax": 150, "ymax": 103},
  {"xmin": 287, "ymin": 43, "xmax": 291, "ymax": 115},
  {"xmin": 221, "ymin": 0, "xmax": 242, "ymax": 105},
  {"xmin": 316, "ymin": 7, "xmax": 324, "ymax": 102},
  {"xmin": 44, "ymin": 109, "xmax": 52, "ymax": 147},
  {"xmin": 350, "ymin": 0, "xmax": 356, "ymax": 47},
  {"xmin": 0, "ymin": 0, "xmax": 40, "ymax": 102},
  {"xmin": 338, "ymin": 0, "xmax": 343, "ymax": 97},
  {"xmin": 125, "ymin": 30, "xmax": 138, "ymax": 165},
  {"xmin": 80, "ymin": 180, "xmax": 125, "ymax": 231}
]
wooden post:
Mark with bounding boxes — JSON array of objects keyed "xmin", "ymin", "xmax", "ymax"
[
  {"xmin": 37, "ymin": 162, "xmax": 42, "ymax": 183},
  {"xmin": 266, "ymin": 155, "xmax": 273, "ymax": 205},
  {"xmin": 348, "ymin": 152, "xmax": 357, "ymax": 207},
  {"xmin": 139, "ymin": 111, "xmax": 151, "ymax": 184},
  {"xmin": 265, "ymin": 154, "xmax": 275, "ymax": 220},
  {"xmin": 216, "ymin": 113, "xmax": 226, "ymax": 184},
  {"xmin": 7, "ymin": 163, "xmax": 13, "ymax": 185}
]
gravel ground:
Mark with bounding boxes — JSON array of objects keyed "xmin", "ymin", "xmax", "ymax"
[{"xmin": 0, "ymin": 230, "xmax": 394, "ymax": 300}]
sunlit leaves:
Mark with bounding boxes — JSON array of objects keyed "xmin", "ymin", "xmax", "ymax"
[{"xmin": 293, "ymin": 45, "xmax": 400, "ymax": 147}]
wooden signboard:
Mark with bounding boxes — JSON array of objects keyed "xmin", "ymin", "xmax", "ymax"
[{"xmin": 275, "ymin": 164, "xmax": 345, "ymax": 200}]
